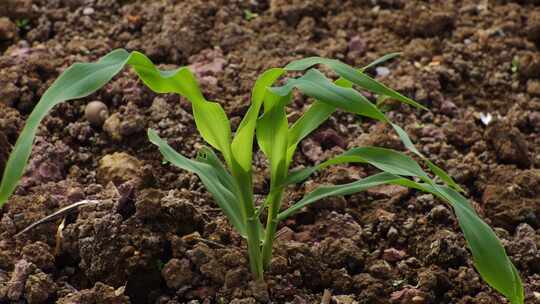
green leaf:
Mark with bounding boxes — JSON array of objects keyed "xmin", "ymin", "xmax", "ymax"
[
  {"xmin": 278, "ymin": 167, "xmax": 523, "ymax": 304},
  {"xmin": 285, "ymin": 77, "xmax": 351, "ymax": 165},
  {"xmin": 196, "ymin": 146, "xmax": 237, "ymax": 192},
  {"xmin": 391, "ymin": 123, "xmax": 464, "ymax": 192},
  {"xmin": 284, "ymin": 57, "xmax": 427, "ymax": 110},
  {"xmin": 287, "ymin": 101, "xmax": 335, "ymax": 149},
  {"xmin": 148, "ymin": 129, "xmax": 246, "ymax": 237},
  {"xmin": 0, "ymin": 49, "xmax": 233, "ymax": 205},
  {"xmin": 360, "ymin": 52, "xmax": 401, "ymax": 71},
  {"xmin": 277, "ymin": 172, "xmax": 406, "ymax": 220},
  {"xmin": 422, "ymin": 184, "xmax": 523, "ymax": 304},
  {"xmin": 271, "ymin": 69, "xmax": 386, "ymax": 121},
  {"xmin": 127, "ymin": 52, "xmax": 233, "ymax": 166},
  {"xmin": 0, "ymin": 49, "xmax": 132, "ymax": 205},
  {"xmin": 281, "ymin": 146, "xmax": 431, "ymax": 187},
  {"xmin": 278, "ymin": 57, "xmax": 461, "ymax": 193},
  {"xmin": 286, "ymin": 101, "xmax": 335, "ymax": 164},
  {"xmin": 232, "ymin": 68, "xmax": 285, "ymax": 172},
  {"xmin": 256, "ymin": 91, "xmax": 291, "ymax": 184},
  {"xmin": 340, "ymin": 147, "xmax": 429, "ymax": 179}
]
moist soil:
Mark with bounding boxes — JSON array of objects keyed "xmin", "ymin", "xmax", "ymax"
[{"xmin": 1, "ymin": 0, "xmax": 540, "ymax": 303}]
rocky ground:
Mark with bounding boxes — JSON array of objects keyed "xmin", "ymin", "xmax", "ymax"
[{"xmin": 0, "ymin": 0, "xmax": 539, "ymax": 303}]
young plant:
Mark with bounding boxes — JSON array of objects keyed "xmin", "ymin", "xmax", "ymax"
[{"xmin": 0, "ymin": 50, "xmax": 523, "ymax": 303}]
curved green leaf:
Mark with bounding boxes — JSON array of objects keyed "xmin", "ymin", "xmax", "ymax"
[
  {"xmin": 232, "ymin": 68, "xmax": 285, "ymax": 172},
  {"xmin": 277, "ymin": 172, "xmax": 406, "ymax": 220},
  {"xmin": 285, "ymin": 77, "xmax": 351, "ymax": 165},
  {"xmin": 287, "ymin": 101, "xmax": 335, "ymax": 150},
  {"xmin": 148, "ymin": 129, "xmax": 246, "ymax": 236},
  {"xmin": 0, "ymin": 49, "xmax": 232, "ymax": 205},
  {"xmin": 279, "ymin": 147, "xmax": 523, "ymax": 304},
  {"xmin": 281, "ymin": 146, "xmax": 431, "ymax": 186},
  {"xmin": 271, "ymin": 69, "xmax": 386, "ymax": 121},
  {"xmin": 272, "ymin": 63, "xmax": 461, "ymax": 193},
  {"xmin": 0, "ymin": 49, "xmax": 131, "ymax": 205},
  {"xmin": 127, "ymin": 52, "xmax": 233, "ymax": 166},
  {"xmin": 390, "ymin": 123, "xmax": 464, "ymax": 192},
  {"xmin": 422, "ymin": 184, "xmax": 523, "ymax": 304},
  {"xmin": 284, "ymin": 57, "xmax": 427, "ymax": 110},
  {"xmin": 360, "ymin": 52, "xmax": 401, "ymax": 71},
  {"xmin": 256, "ymin": 91, "xmax": 291, "ymax": 185}
]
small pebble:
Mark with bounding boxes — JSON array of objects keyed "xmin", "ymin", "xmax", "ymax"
[
  {"xmin": 83, "ymin": 7, "xmax": 95, "ymax": 15},
  {"xmin": 376, "ymin": 66, "xmax": 390, "ymax": 77},
  {"xmin": 479, "ymin": 112, "xmax": 492, "ymax": 126},
  {"xmin": 84, "ymin": 101, "xmax": 109, "ymax": 127},
  {"xmin": 428, "ymin": 205, "xmax": 452, "ymax": 223},
  {"xmin": 383, "ymin": 248, "xmax": 406, "ymax": 262},
  {"xmin": 387, "ymin": 226, "xmax": 399, "ymax": 240}
]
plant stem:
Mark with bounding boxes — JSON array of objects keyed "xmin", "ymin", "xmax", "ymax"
[
  {"xmin": 261, "ymin": 188, "xmax": 284, "ymax": 269},
  {"xmin": 246, "ymin": 215, "xmax": 264, "ymax": 280},
  {"xmin": 230, "ymin": 165, "xmax": 264, "ymax": 280}
]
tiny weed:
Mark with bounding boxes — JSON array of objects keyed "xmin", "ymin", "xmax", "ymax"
[{"xmin": 243, "ymin": 9, "xmax": 258, "ymax": 21}]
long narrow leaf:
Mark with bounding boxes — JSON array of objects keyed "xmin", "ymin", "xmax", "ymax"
[
  {"xmin": 287, "ymin": 101, "xmax": 335, "ymax": 150},
  {"xmin": 256, "ymin": 91, "xmax": 291, "ymax": 184},
  {"xmin": 196, "ymin": 147, "xmax": 237, "ymax": 192},
  {"xmin": 127, "ymin": 52, "xmax": 233, "ymax": 166},
  {"xmin": 279, "ymin": 170, "xmax": 523, "ymax": 304},
  {"xmin": 281, "ymin": 146, "xmax": 431, "ymax": 186},
  {"xmin": 360, "ymin": 52, "xmax": 401, "ymax": 71},
  {"xmin": 272, "ymin": 63, "xmax": 461, "ymax": 193},
  {"xmin": 148, "ymin": 129, "xmax": 246, "ymax": 237},
  {"xmin": 285, "ymin": 77, "xmax": 352, "ymax": 165},
  {"xmin": 277, "ymin": 172, "xmax": 406, "ymax": 220},
  {"xmin": 0, "ymin": 49, "xmax": 131, "ymax": 205},
  {"xmin": 232, "ymin": 68, "xmax": 285, "ymax": 172},
  {"xmin": 0, "ymin": 49, "xmax": 233, "ymax": 205},
  {"xmin": 284, "ymin": 57, "xmax": 427, "ymax": 110},
  {"xmin": 422, "ymin": 184, "xmax": 523, "ymax": 304},
  {"xmin": 390, "ymin": 123, "xmax": 463, "ymax": 192},
  {"xmin": 271, "ymin": 69, "xmax": 387, "ymax": 121}
]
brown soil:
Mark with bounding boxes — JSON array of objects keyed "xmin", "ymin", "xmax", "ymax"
[{"xmin": 1, "ymin": 0, "xmax": 540, "ymax": 303}]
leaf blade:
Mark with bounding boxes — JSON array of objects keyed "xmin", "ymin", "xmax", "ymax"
[
  {"xmin": 148, "ymin": 129, "xmax": 246, "ymax": 237},
  {"xmin": 271, "ymin": 69, "xmax": 386, "ymax": 121},
  {"xmin": 285, "ymin": 57, "xmax": 427, "ymax": 110},
  {"xmin": 277, "ymin": 172, "xmax": 405, "ymax": 220},
  {"xmin": 232, "ymin": 68, "xmax": 285, "ymax": 172},
  {"xmin": 0, "ymin": 49, "xmax": 132, "ymax": 205},
  {"xmin": 422, "ymin": 184, "xmax": 523, "ymax": 304},
  {"xmin": 360, "ymin": 52, "xmax": 401, "ymax": 71}
]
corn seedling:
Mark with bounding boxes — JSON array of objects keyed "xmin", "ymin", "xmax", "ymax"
[{"xmin": 0, "ymin": 50, "xmax": 523, "ymax": 303}]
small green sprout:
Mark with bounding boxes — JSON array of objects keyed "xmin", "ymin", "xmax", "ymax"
[
  {"xmin": 0, "ymin": 50, "xmax": 523, "ymax": 303},
  {"xmin": 243, "ymin": 9, "xmax": 258, "ymax": 21},
  {"xmin": 511, "ymin": 56, "xmax": 519, "ymax": 74},
  {"xmin": 156, "ymin": 259, "xmax": 165, "ymax": 271},
  {"xmin": 15, "ymin": 18, "xmax": 31, "ymax": 31}
]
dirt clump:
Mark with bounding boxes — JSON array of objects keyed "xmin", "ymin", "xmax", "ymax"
[
  {"xmin": 482, "ymin": 168, "xmax": 540, "ymax": 230},
  {"xmin": 56, "ymin": 282, "xmax": 129, "ymax": 304},
  {"xmin": 519, "ymin": 52, "xmax": 540, "ymax": 79},
  {"xmin": 485, "ymin": 120, "xmax": 531, "ymax": 168},
  {"xmin": 161, "ymin": 258, "xmax": 193, "ymax": 289},
  {"xmin": 96, "ymin": 152, "xmax": 145, "ymax": 187},
  {"xmin": 527, "ymin": 10, "xmax": 540, "ymax": 45},
  {"xmin": 0, "ymin": 17, "xmax": 17, "ymax": 49},
  {"xmin": 0, "ymin": 0, "xmax": 33, "ymax": 19},
  {"xmin": 0, "ymin": 131, "xmax": 9, "ymax": 176}
]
